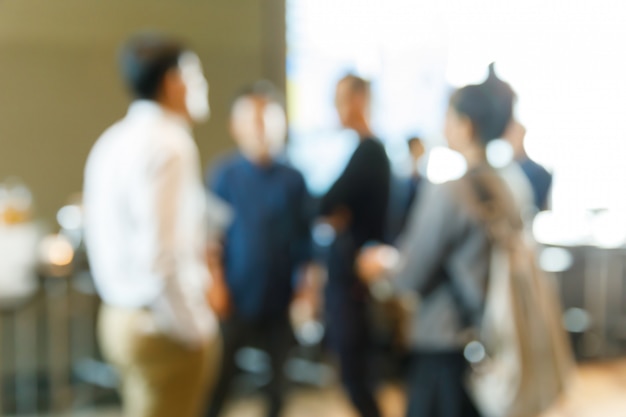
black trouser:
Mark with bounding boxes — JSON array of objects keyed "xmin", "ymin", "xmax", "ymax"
[
  {"xmin": 324, "ymin": 234, "xmax": 381, "ymax": 417},
  {"xmin": 205, "ymin": 314, "xmax": 294, "ymax": 417},
  {"xmin": 406, "ymin": 351, "xmax": 481, "ymax": 417},
  {"xmin": 326, "ymin": 295, "xmax": 381, "ymax": 417}
]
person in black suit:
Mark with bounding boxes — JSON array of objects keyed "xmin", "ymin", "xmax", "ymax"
[{"xmin": 319, "ymin": 74, "xmax": 390, "ymax": 417}]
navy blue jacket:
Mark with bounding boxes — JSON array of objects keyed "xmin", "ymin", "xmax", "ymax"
[{"xmin": 208, "ymin": 154, "xmax": 314, "ymax": 319}]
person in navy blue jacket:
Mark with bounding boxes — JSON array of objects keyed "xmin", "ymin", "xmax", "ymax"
[
  {"xmin": 204, "ymin": 81, "xmax": 315, "ymax": 417},
  {"xmin": 504, "ymin": 119, "xmax": 552, "ymax": 212},
  {"xmin": 386, "ymin": 136, "xmax": 426, "ymax": 244}
]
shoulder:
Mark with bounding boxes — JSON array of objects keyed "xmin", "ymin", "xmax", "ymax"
[
  {"xmin": 424, "ymin": 180, "xmax": 459, "ymax": 206},
  {"xmin": 520, "ymin": 158, "xmax": 551, "ymax": 178},
  {"xmin": 85, "ymin": 118, "xmax": 139, "ymax": 175},
  {"xmin": 456, "ymin": 170, "xmax": 521, "ymax": 227},
  {"xmin": 350, "ymin": 138, "xmax": 389, "ymax": 168},
  {"xmin": 87, "ymin": 119, "xmax": 126, "ymax": 157},
  {"xmin": 276, "ymin": 163, "xmax": 308, "ymax": 190},
  {"xmin": 419, "ymin": 178, "xmax": 486, "ymax": 227},
  {"xmin": 212, "ymin": 154, "xmax": 241, "ymax": 173},
  {"xmin": 276, "ymin": 162, "xmax": 304, "ymax": 179},
  {"xmin": 358, "ymin": 138, "xmax": 387, "ymax": 155},
  {"xmin": 113, "ymin": 116, "xmax": 190, "ymax": 166},
  {"xmin": 209, "ymin": 154, "xmax": 242, "ymax": 185}
]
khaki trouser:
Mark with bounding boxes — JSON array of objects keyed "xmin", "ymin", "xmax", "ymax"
[{"xmin": 98, "ymin": 305, "xmax": 220, "ymax": 417}]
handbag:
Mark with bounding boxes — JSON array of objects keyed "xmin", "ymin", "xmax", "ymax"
[{"xmin": 464, "ymin": 172, "xmax": 574, "ymax": 417}]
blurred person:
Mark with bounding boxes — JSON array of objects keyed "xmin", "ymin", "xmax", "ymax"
[
  {"xmin": 319, "ymin": 74, "xmax": 390, "ymax": 417},
  {"xmin": 83, "ymin": 32, "xmax": 222, "ymax": 417},
  {"xmin": 204, "ymin": 81, "xmax": 316, "ymax": 417},
  {"xmin": 407, "ymin": 136, "xmax": 425, "ymax": 185},
  {"xmin": 0, "ymin": 179, "xmax": 39, "ymax": 306},
  {"xmin": 357, "ymin": 66, "xmax": 519, "ymax": 417},
  {"xmin": 385, "ymin": 136, "xmax": 426, "ymax": 244},
  {"xmin": 504, "ymin": 119, "xmax": 553, "ymax": 211}
]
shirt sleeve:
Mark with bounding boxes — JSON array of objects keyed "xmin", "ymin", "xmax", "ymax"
[
  {"xmin": 392, "ymin": 181, "xmax": 462, "ymax": 293},
  {"xmin": 293, "ymin": 173, "xmax": 314, "ymax": 265},
  {"xmin": 144, "ymin": 149, "xmax": 205, "ymax": 347}
]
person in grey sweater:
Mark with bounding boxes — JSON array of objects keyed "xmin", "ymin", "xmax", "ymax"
[{"xmin": 358, "ymin": 64, "xmax": 520, "ymax": 417}]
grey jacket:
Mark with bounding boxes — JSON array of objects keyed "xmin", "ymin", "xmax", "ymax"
[{"xmin": 392, "ymin": 166, "xmax": 519, "ymax": 351}]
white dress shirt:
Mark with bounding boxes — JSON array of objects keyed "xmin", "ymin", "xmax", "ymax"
[{"xmin": 84, "ymin": 100, "xmax": 226, "ymax": 347}]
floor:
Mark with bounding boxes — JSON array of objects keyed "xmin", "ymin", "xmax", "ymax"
[
  {"xmin": 222, "ymin": 360, "xmax": 626, "ymax": 417},
  {"xmin": 13, "ymin": 359, "xmax": 626, "ymax": 417},
  {"xmin": 541, "ymin": 360, "xmax": 626, "ymax": 417}
]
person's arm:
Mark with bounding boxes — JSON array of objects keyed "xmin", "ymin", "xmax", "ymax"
[
  {"xmin": 291, "ymin": 263, "xmax": 325, "ymax": 327},
  {"xmin": 291, "ymin": 174, "xmax": 324, "ymax": 310},
  {"xmin": 392, "ymin": 182, "xmax": 461, "ymax": 292},
  {"xmin": 205, "ymin": 191, "xmax": 234, "ymax": 241},
  {"xmin": 206, "ymin": 239, "xmax": 231, "ymax": 320},
  {"xmin": 205, "ymin": 165, "xmax": 234, "ymax": 319},
  {"xmin": 293, "ymin": 174, "xmax": 316, "ymax": 272},
  {"xmin": 358, "ymin": 182, "xmax": 461, "ymax": 294},
  {"xmin": 319, "ymin": 144, "xmax": 370, "ymax": 230},
  {"xmin": 144, "ymin": 149, "xmax": 204, "ymax": 347}
]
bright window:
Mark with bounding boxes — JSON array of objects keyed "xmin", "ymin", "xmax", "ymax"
[{"xmin": 286, "ymin": 0, "xmax": 626, "ymax": 221}]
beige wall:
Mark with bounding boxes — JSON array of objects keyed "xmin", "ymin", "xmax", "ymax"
[{"xmin": 0, "ymin": 0, "xmax": 285, "ymax": 223}]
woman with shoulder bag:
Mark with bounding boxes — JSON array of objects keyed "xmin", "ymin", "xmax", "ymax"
[{"xmin": 357, "ymin": 64, "xmax": 520, "ymax": 417}]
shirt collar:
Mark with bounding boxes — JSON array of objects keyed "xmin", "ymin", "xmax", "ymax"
[
  {"xmin": 238, "ymin": 153, "xmax": 279, "ymax": 173},
  {"xmin": 127, "ymin": 100, "xmax": 192, "ymax": 133}
]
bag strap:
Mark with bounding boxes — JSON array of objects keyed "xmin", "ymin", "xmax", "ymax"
[
  {"xmin": 466, "ymin": 168, "xmax": 519, "ymax": 248},
  {"xmin": 451, "ymin": 169, "xmax": 517, "ymax": 329}
]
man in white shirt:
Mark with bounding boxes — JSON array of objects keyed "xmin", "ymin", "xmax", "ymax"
[{"xmin": 83, "ymin": 32, "xmax": 225, "ymax": 417}]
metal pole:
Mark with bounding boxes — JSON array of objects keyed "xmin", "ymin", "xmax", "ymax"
[
  {"xmin": 46, "ymin": 277, "xmax": 71, "ymax": 413},
  {"xmin": 14, "ymin": 297, "xmax": 38, "ymax": 414}
]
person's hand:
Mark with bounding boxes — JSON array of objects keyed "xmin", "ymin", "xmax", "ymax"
[
  {"xmin": 205, "ymin": 241, "xmax": 232, "ymax": 320},
  {"xmin": 207, "ymin": 279, "xmax": 232, "ymax": 320},
  {"xmin": 356, "ymin": 245, "xmax": 399, "ymax": 283},
  {"xmin": 322, "ymin": 206, "xmax": 352, "ymax": 234},
  {"xmin": 290, "ymin": 290, "xmax": 317, "ymax": 329},
  {"xmin": 290, "ymin": 263, "xmax": 323, "ymax": 326}
]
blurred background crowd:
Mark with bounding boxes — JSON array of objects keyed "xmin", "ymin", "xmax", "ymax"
[{"xmin": 2, "ymin": 1, "xmax": 626, "ymax": 416}]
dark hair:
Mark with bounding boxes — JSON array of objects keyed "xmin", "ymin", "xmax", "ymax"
[
  {"xmin": 449, "ymin": 63, "xmax": 516, "ymax": 145},
  {"xmin": 230, "ymin": 80, "xmax": 284, "ymax": 111},
  {"xmin": 339, "ymin": 74, "xmax": 371, "ymax": 96},
  {"xmin": 119, "ymin": 32, "xmax": 187, "ymax": 100}
]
